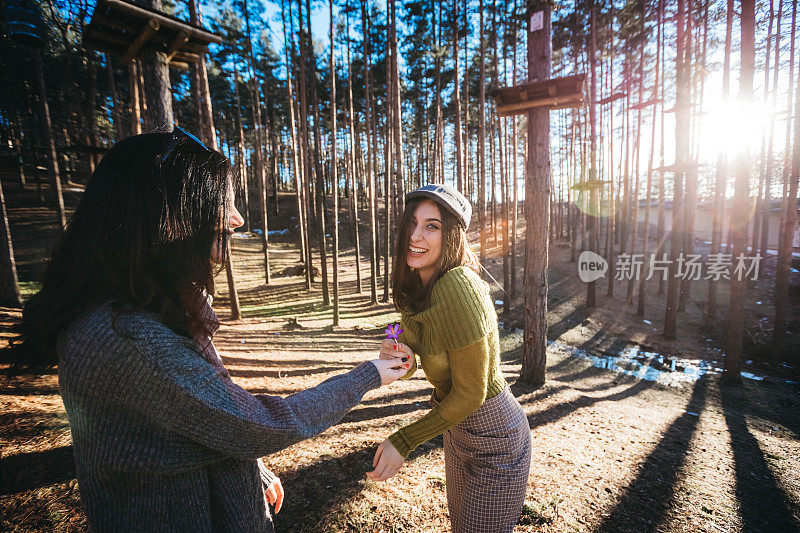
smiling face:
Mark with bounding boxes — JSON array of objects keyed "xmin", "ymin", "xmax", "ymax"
[{"xmin": 406, "ymin": 199, "xmax": 443, "ymax": 284}]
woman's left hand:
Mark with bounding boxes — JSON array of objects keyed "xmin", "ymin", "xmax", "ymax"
[
  {"xmin": 366, "ymin": 439, "xmax": 405, "ymax": 482},
  {"xmin": 264, "ymin": 476, "xmax": 284, "ymax": 513}
]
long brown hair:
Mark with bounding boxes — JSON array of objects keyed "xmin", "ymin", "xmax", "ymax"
[
  {"xmin": 3, "ymin": 132, "xmax": 233, "ymax": 370},
  {"xmin": 392, "ymin": 197, "xmax": 479, "ymax": 314}
]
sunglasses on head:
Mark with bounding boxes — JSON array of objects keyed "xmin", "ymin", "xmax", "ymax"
[{"xmin": 161, "ymin": 126, "xmax": 211, "ymax": 163}]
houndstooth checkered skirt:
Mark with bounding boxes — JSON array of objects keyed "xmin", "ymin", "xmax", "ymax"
[{"xmin": 437, "ymin": 385, "xmax": 531, "ymax": 532}]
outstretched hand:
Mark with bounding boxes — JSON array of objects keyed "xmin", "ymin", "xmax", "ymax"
[
  {"xmin": 379, "ymin": 338, "xmax": 414, "ymax": 363},
  {"xmin": 366, "ymin": 439, "xmax": 404, "ymax": 482}
]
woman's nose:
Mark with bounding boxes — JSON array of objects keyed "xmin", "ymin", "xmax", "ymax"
[
  {"xmin": 410, "ymin": 225, "xmax": 423, "ymax": 242},
  {"xmin": 230, "ymin": 207, "xmax": 245, "ymax": 230}
]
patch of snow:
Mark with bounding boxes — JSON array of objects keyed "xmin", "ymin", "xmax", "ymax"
[{"xmin": 547, "ymin": 339, "xmax": 794, "ymax": 388}]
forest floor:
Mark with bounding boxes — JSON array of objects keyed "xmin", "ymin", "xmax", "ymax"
[{"xmin": 1, "ymin": 171, "xmax": 799, "ymax": 532}]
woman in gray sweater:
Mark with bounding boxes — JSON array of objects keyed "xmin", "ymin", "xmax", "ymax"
[{"xmin": 6, "ymin": 129, "xmax": 409, "ymax": 532}]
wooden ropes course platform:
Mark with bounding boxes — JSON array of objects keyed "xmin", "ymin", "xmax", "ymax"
[
  {"xmin": 84, "ymin": 0, "xmax": 221, "ymax": 69},
  {"xmin": 494, "ymin": 73, "xmax": 586, "ymax": 117}
]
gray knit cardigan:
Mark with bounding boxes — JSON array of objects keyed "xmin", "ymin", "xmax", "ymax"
[{"xmin": 57, "ymin": 303, "xmax": 381, "ymax": 532}]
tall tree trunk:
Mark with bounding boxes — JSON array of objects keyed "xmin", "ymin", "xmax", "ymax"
[
  {"xmin": 0, "ymin": 178, "xmax": 21, "ymax": 307},
  {"xmin": 521, "ymin": 0, "xmax": 551, "ymax": 387},
  {"xmin": 34, "ymin": 50, "xmax": 66, "ymax": 229},
  {"xmin": 306, "ymin": 0, "xmax": 330, "ymax": 306},
  {"xmin": 663, "ymin": 0, "xmax": 689, "ymax": 339},
  {"xmin": 106, "ymin": 54, "xmax": 125, "ymax": 141},
  {"xmin": 478, "ymin": 0, "xmax": 486, "ymax": 270},
  {"xmin": 136, "ymin": 0, "xmax": 173, "ymax": 129},
  {"xmin": 233, "ymin": 66, "xmax": 251, "ymax": 232},
  {"xmin": 345, "ymin": 6, "xmax": 362, "ymax": 294},
  {"xmin": 724, "ymin": 0, "xmax": 755, "ymax": 382},
  {"xmin": 128, "ymin": 60, "xmax": 143, "ymax": 135},
  {"xmin": 291, "ymin": 0, "xmax": 314, "ymax": 288},
  {"xmin": 754, "ymin": 0, "xmax": 775, "ymax": 256},
  {"xmin": 708, "ymin": 0, "xmax": 734, "ymax": 325},
  {"xmin": 680, "ymin": 0, "xmax": 707, "ymax": 311},
  {"xmin": 281, "ymin": 0, "xmax": 306, "ymax": 269},
  {"xmin": 638, "ymin": 0, "xmax": 661, "ymax": 317},
  {"xmin": 452, "ymin": 0, "xmax": 464, "ymax": 193},
  {"xmin": 87, "ymin": 54, "xmax": 100, "ymax": 173},
  {"xmin": 361, "ymin": 0, "xmax": 378, "ymax": 304},
  {"xmin": 607, "ymin": 7, "xmax": 616, "ymax": 297},
  {"xmin": 330, "ymin": 0, "xmax": 339, "ymax": 325},
  {"xmin": 773, "ymin": 0, "xmax": 800, "ymax": 358},
  {"xmin": 586, "ymin": 1, "xmax": 598, "ymax": 309},
  {"xmin": 761, "ymin": 0, "xmax": 783, "ymax": 256},
  {"xmin": 244, "ymin": 0, "xmax": 271, "ymax": 285},
  {"xmin": 391, "ymin": 0, "xmax": 404, "ymax": 219},
  {"xmin": 510, "ymin": 0, "xmax": 518, "ymax": 303}
]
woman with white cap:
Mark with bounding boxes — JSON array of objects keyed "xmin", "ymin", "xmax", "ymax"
[{"xmin": 367, "ymin": 184, "xmax": 532, "ymax": 532}]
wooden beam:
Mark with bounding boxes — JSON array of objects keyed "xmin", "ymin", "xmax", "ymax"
[
  {"xmin": 497, "ymin": 91, "xmax": 584, "ymax": 117},
  {"xmin": 597, "ymin": 91, "xmax": 627, "ymax": 105},
  {"xmin": 165, "ymin": 31, "xmax": 189, "ymax": 61},
  {"xmin": 121, "ymin": 18, "xmax": 159, "ymax": 64},
  {"xmin": 630, "ymin": 97, "xmax": 662, "ymax": 110},
  {"xmin": 103, "ymin": 0, "xmax": 222, "ymax": 44}
]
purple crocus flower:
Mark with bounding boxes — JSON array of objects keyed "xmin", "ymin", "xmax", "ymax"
[{"xmin": 385, "ymin": 323, "xmax": 403, "ymax": 340}]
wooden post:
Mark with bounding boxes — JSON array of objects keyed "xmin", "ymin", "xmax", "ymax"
[
  {"xmin": 128, "ymin": 59, "xmax": 142, "ymax": 135},
  {"xmin": 133, "ymin": 1, "xmax": 172, "ymax": 129},
  {"xmin": 521, "ymin": 1, "xmax": 551, "ymax": 387}
]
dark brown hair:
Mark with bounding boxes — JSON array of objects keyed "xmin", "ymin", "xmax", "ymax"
[
  {"xmin": 392, "ymin": 197, "xmax": 479, "ymax": 314},
  {"xmin": 3, "ymin": 132, "xmax": 233, "ymax": 370}
]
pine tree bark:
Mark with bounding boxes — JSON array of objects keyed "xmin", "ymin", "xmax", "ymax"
[
  {"xmin": 391, "ymin": 0, "xmax": 404, "ymax": 219},
  {"xmin": 361, "ymin": 0, "xmax": 379, "ymax": 304},
  {"xmin": 708, "ymin": 0, "xmax": 733, "ymax": 325},
  {"xmin": 244, "ymin": 0, "xmax": 271, "ymax": 285},
  {"xmin": 128, "ymin": 60, "xmax": 143, "ymax": 135},
  {"xmin": 345, "ymin": 6, "xmax": 362, "ymax": 294},
  {"xmin": 306, "ymin": 0, "xmax": 330, "ymax": 306},
  {"xmin": 452, "ymin": 0, "xmax": 464, "ymax": 193},
  {"xmin": 0, "ymin": 177, "xmax": 21, "ymax": 307},
  {"xmin": 478, "ymin": 0, "xmax": 487, "ymax": 270},
  {"xmin": 772, "ymin": 0, "xmax": 798, "ymax": 359},
  {"xmin": 586, "ymin": 1, "xmax": 598, "ymax": 309},
  {"xmin": 135, "ymin": 0, "xmax": 173, "ymax": 129},
  {"xmin": 663, "ymin": 0, "xmax": 689, "ymax": 339},
  {"xmin": 34, "ymin": 50, "xmax": 66, "ymax": 229},
  {"xmin": 521, "ymin": 0, "xmax": 551, "ymax": 387},
  {"xmin": 330, "ymin": 0, "xmax": 340, "ymax": 325},
  {"xmin": 724, "ymin": 0, "xmax": 755, "ymax": 381}
]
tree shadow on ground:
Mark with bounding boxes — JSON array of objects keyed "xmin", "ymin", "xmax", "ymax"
[
  {"xmin": 719, "ymin": 380, "xmax": 800, "ymax": 532},
  {"xmin": 526, "ymin": 378, "xmax": 655, "ymax": 430},
  {"xmin": 0, "ymin": 445, "xmax": 75, "ymax": 495},
  {"xmin": 269, "ymin": 446, "xmax": 383, "ymax": 531},
  {"xmin": 547, "ymin": 307, "xmax": 589, "ymax": 340},
  {"xmin": 596, "ymin": 377, "xmax": 709, "ymax": 532}
]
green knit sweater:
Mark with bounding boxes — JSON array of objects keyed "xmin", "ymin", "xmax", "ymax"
[{"xmin": 387, "ymin": 266, "xmax": 507, "ymax": 458}]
